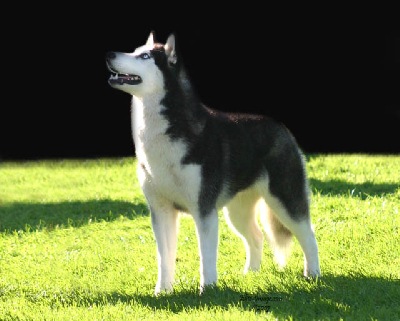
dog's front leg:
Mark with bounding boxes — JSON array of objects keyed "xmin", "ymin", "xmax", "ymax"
[
  {"xmin": 193, "ymin": 209, "xmax": 219, "ymax": 293},
  {"xmin": 149, "ymin": 203, "xmax": 179, "ymax": 295}
]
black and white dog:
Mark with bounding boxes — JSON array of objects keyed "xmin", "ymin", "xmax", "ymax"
[{"xmin": 106, "ymin": 32, "xmax": 320, "ymax": 295}]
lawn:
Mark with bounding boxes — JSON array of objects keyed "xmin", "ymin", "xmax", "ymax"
[{"xmin": 0, "ymin": 155, "xmax": 399, "ymax": 320}]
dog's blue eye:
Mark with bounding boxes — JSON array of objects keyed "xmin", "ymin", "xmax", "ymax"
[{"xmin": 140, "ymin": 53, "xmax": 151, "ymax": 59}]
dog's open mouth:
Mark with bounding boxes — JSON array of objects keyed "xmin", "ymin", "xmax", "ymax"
[{"xmin": 107, "ymin": 65, "xmax": 142, "ymax": 85}]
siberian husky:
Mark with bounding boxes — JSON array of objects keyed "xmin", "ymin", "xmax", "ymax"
[{"xmin": 105, "ymin": 32, "xmax": 320, "ymax": 295}]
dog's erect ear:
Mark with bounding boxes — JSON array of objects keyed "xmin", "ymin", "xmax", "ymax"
[
  {"xmin": 146, "ymin": 31, "xmax": 155, "ymax": 46},
  {"xmin": 165, "ymin": 33, "xmax": 177, "ymax": 65}
]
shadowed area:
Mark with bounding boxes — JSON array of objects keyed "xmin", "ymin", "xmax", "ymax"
[
  {"xmin": 17, "ymin": 274, "xmax": 398, "ymax": 319},
  {"xmin": 0, "ymin": 199, "xmax": 149, "ymax": 232},
  {"xmin": 132, "ymin": 275, "xmax": 399, "ymax": 318},
  {"xmin": 1, "ymin": 178, "xmax": 398, "ymax": 232},
  {"xmin": 309, "ymin": 179, "xmax": 399, "ymax": 198}
]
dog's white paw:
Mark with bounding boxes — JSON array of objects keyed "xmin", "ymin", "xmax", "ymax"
[
  {"xmin": 304, "ymin": 268, "xmax": 321, "ymax": 279},
  {"xmin": 154, "ymin": 282, "xmax": 174, "ymax": 296},
  {"xmin": 199, "ymin": 282, "xmax": 217, "ymax": 295}
]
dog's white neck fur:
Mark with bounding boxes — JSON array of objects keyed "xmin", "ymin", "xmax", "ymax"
[
  {"xmin": 131, "ymin": 93, "xmax": 202, "ymax": 212},
  {"xmin": 131, "ymin": 94, "xmax": 166, "ymax": 153}
]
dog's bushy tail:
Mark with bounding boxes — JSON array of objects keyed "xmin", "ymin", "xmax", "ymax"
[{"xmin": 258, "ymin": 201, "xmax": 293, "ymax": 268}]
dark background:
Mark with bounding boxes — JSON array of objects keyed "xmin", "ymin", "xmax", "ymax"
[{"xmin": 1, "ymin": 6, "xmax": 399, "ymax": 160}]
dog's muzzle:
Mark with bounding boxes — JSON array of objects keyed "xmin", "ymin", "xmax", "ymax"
[{"xmin": 106, "ymin": 52, "xmax": 142, "ymax": 85}]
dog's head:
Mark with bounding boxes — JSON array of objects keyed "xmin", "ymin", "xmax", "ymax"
[{"xmin": 106, "ymin": 32, "xmax": 178, "ymax": 97}]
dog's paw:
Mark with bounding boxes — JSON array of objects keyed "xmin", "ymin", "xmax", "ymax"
[
  {"xmin": 199, "ymin": 282, "xmax": 218, "ymax": 295},
  {"xmin": 303, "ymin": 268, "xmax": 322, "ymax": 283},
  {"xmin": 304, "ymin": 268, "xmax": 321, "ymax": 278},
  {"xmin": 154, "ymin": 283, "xmax": 174, "ymax": 296}
]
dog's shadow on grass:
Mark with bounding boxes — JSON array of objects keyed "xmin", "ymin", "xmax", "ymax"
[
  {"xmin": 119, "ymin": 274, "xmax": 399, "ymax": 319},
  {"xmin": 309, "ymin": 178, "xmax": 399, "ymax": 198},
  {"xmin": 0, "ymin": 199, "xmax": 149, "ymax": 232}
]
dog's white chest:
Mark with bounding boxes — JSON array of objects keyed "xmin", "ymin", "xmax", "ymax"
[{"xmin": 131, "ymin": 97, "xmax": 201, "ymax": 210}]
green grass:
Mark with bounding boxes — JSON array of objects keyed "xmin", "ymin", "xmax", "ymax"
[{"xmin": 0, "ymin": 155, "xmax": 399, "ymax": 320}]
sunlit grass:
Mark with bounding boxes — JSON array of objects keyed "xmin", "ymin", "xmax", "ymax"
[{"xmin": 0, "ymin": 155, "xmax": 399, "ymax": 320}]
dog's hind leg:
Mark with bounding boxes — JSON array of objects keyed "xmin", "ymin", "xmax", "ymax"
[
  {"xmin": 261, "ymin": 193, "xmax": 320, "ymax": 278},
  {"xmin": 223, "ymin": 189, "xmax": 264, "ymax": 273},
  {"xmin": 290, "ymin": 218, "xmax": 320, "ymax": 277},
  {"xmin": 193, "ymin": 209, "xmax": 219, "ymax": 293},
  {"xmin": 149, "ymin": 201, "xmax": 179, "ymax": 295}
]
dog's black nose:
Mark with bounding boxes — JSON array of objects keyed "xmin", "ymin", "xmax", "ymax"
[{"xmin": 106, "ymin": 51, "xmax": 116, "ymax": 60}]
